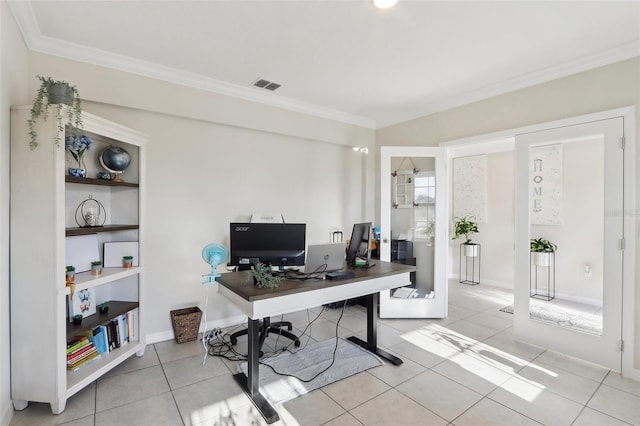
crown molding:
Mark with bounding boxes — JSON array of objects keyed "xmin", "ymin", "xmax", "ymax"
[
  {"xmin": 377, "ymin": 40, "xmax": 640, "ymax": 128},
  {"xmin": 9, "ymin": 1, "xmax": 639, "ymax": 131},
  {"xmin": 7, "ymin": 1, "xmax": 375, "ymax": 129}
]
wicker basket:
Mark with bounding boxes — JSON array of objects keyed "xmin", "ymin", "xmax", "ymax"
[{"xmin": 170, "ymin": 307, "xmax": 202, "ymax": 343}]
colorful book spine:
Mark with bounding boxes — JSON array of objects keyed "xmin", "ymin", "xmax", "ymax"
[
  {"xmin": 67, "ymin": 351, "xmax": 100, "ymax": 372},
  {"xmin": 67, "ymin": 346, "xmax": 97, "ymax": 365}
]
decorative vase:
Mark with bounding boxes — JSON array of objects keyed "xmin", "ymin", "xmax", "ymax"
[
  {"xmin": 68, "ymin": 167, "xmax": 86, "ymax": 177},
  {"xmin": 68, "ymin": 156, "xmax": 86, "ymax": 177}
]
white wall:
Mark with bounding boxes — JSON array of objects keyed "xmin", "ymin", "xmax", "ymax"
[
  {"xmin": 531, "ymin": 138, "xmax": 605, "ymax": 304},
  {"xmin": 0, "ymin": 3, "xmax": 30, "ymax": 424},
  {"xmin": 449, "ymin": 151, "xmax": 515, "ymax": 289},
  {"xmin": 26, "ymin": 53, "xmax": 375, "ymax": 342},
  {"xmin": 448, "ymin": 141, "xmax": 604, "ymax": 305}
]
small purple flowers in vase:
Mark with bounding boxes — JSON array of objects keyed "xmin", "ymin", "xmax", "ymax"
[{"xmin": 65, "ymin": 134, "xmax": 92, "ymax": 177}]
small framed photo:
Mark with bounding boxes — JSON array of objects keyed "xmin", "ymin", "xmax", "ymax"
[{"xmin": 68, "ymin": 288, "xmax": 96, "ymax": 320}]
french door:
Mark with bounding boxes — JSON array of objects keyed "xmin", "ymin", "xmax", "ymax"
[
  {"xmin": 379, "ymin": 146, "xmax": 448, "ymax": 318},
  {"xmin": 514, "ymin": 118, "xmax": 624, "ymax": 370}
]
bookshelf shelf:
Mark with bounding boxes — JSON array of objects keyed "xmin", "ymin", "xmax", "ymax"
[
  {"xmin": 10, "ymin": 106, "xmax": 147, "ymax": 414},
  {"xmin": 64, "ymin": 267, "xmax": 141, "ymax": 293},
  {"xmin": 65, "ymin": 175, "xmax": 139, "ymax": 187},
  {"xmin": 65, "ymin": 300, "xmax": 138, "ymax": 335},
  {"xmin": 65, "ymin": 224, "xmax": 139, "ymax": 237},
  {"xmin": 66, "ymin": 340, "xmax": 142, "ymax": 395}
]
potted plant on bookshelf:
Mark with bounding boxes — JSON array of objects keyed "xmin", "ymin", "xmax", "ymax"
[
  {"xmin": 122, "ymin": 255, "xmax": 134, "ymax": 268},
  {"xmin": 27, "ymin": 76, "xmax": 83, "ymax": 150},
  {"xmin": 251, "ymin": 262, "xmax": 282, "ymax": 289},
  {"xmin": 72, "ymin": 314, "xmax": 83, "ymax": 325},
  {"xmin": 530, "ymin": 238, "xmax": 557, "ymax": 267},
  {"xmin": 65, "ymin": 265, "xmax": 75, "ymax": 284},
  {"xmin": 98, "ymin": 303, "xmax": 109, "ymax": 314},
  {"xmin": 91, "ymin": 260, "xmax": 103, "ymax": 276},
  {"xmin": 452, "ymin": 215, "xmax": 479, "ymax": 256}
]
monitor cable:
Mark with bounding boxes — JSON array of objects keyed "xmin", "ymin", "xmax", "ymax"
[{"xmin": 258, "ymin": 300, "xmax": 347, "ymax": 383}]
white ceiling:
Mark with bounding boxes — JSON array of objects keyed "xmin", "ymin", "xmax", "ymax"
[{"xmin": 8, "ymin": 0, "xmax": 640, "ymax": 129}]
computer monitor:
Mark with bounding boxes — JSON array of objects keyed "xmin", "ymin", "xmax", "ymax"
[
  {"xmin": 346, "ymin": 222, "xmax": 373, "ymax": 267},
  {"xmin": 229, "ymin": 222, "xmax": 306, "ymax": 270}
]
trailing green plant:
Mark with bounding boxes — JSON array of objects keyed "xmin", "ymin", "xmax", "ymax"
[
  {"xmin": 252, "ymin": 262, "xmax": 282, "ymax": 289},
  {"xmin": 451, "ymin": 215, "xmax": 479, "ymax": 244},
  {"xmin": 28, "ymin": 76, "xmax": 83, "ymax": 150},
  {"xmin": 530, "ymin": 238, "xmax": 557, "ymax": 253}
]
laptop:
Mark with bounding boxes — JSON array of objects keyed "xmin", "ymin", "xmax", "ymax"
[{"xmin": 304, "ymin": 242, "xmax": 347, "ymax": 274}]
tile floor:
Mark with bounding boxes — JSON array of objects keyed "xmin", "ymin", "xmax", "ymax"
[{"xmin": 10, "ymin": 282, "xmax": 640, "ymax": 426}]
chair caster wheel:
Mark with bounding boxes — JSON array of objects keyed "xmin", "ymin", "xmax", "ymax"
[
  {"xmin": 287, "ymin": 325, "xmax": 293, "ymax": 331},
  {"xmin": 259, "ymin": 351, "xmax": 264, "ymax": 357},
  {"xmin": 230, "ymin": 337, "xmax": 237, "ymax": 345},
  {"xmin": 294, "ymin": 340, "xmax": 300, "ymax": 347}
]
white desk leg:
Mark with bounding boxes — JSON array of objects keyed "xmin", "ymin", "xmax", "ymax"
[
  {"xmin": 233, "ymin": 318, "xmax": 279, "ymax": 424},
  {"xmin": 347, "ymin": 293, "xmax": 403, "ymax": 365}
]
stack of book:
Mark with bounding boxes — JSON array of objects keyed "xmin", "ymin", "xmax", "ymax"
[
  {"xmin": 100, "ymin": 309, "xmax": 137, "ymax": 351},
  {"xmin": 67, "ymin": 308, "xmax": 138, "ymax": 374},
  {"xmin": 66, "ymin": 337, "xmax": 100, "ymax": 372}
]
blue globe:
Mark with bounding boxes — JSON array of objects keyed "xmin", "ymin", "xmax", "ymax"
[{"xmin": 100, "ymin": 146, "xmax": 131, "ymax": 174}]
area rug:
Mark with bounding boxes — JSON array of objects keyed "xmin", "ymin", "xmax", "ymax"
[
  {"xmin": 499, "ymin": 304, "xmax": 602, "ymax": 335},
  {"xmin": 237, "ymin": 338, "xmax": 382, "ymax": 405}
]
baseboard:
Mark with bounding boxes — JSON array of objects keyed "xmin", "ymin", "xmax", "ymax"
[
  {"xmin": 448, "ymin": 274, "xmax": 513, "ymax": 290},
  {"xmin": 448, "ymin": 274, "xmax": 602, "ymax": 307},
  {"xmin": 145, "ymin": 314, "xmax": 247, "ymax": 345},
  {"xmin": 1, "ymin": 401, "xmax": 13, "ymax": 426}
]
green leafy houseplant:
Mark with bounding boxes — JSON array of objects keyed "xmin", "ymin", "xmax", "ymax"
[
  {"xmin": 451, "ymin": 216, "xmax": 479, "ymax": 244},
  {"xmin": 530, "ymin": 238, "xmax": 557, "ymax": 253},
  {"xmin": 28, "ymin": 76, "xmax": 83, "ymax": 150},
  {"xmin": 252, "ymin": 262, "xmax": 282, "ymax": 289}
]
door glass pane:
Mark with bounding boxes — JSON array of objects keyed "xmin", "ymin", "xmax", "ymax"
[
  {"xmin": 390, "ymin": 157, "xmax": 435, "ymax": 299},
  {"xmin": 528, "ymin": 138, "xmax": 603, "ymax": 335}
]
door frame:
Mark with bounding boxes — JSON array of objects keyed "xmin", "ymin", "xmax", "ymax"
[
  {"xmin": 379, "ymin": 146, "xmax": 449, "ymax": 318},
  {"xmin": 439, "ymin": 106, "xmax": 636, "ymax": 378}
]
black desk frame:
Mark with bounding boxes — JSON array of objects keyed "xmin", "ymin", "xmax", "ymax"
[
  {"xmin": 231, "ymin": 292, "xmax": 402, "ymax": 424},
  {"xmin": 218, "ymin": 262, "xmax": 414, "ymax": 424}
]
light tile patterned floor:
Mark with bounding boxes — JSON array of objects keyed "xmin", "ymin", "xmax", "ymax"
[{"xmin": 10, "ymin": 283, "xmax": 640, "ymax": 426}]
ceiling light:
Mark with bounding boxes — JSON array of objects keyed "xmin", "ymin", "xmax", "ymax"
[{"xmin": 373, "ymin": 0, "xmax": 398, "ymax": 9}]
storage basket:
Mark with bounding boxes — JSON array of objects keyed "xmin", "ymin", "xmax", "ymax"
[{"xmin": 170, "ymin": 307, "xmax": 202, "ymax": 343}]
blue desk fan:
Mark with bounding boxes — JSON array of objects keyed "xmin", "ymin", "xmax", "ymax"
[{"xmin": 202, "ymin": 243, "xmax": 228, "ymax": 284}]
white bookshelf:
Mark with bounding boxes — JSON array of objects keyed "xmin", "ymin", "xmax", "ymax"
[{"xmin": 10, "ymin": 106, "xmax": 147, "ymax": 413}]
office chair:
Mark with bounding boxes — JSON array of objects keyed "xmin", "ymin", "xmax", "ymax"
[{"xmin": 229, "ymin": 318, "xmax": 301, "ymax": 355}]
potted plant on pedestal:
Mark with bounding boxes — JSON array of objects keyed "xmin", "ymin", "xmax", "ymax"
[
  {"xmin": 530, "ymin": 238, "xmax": 557, "ymax": 267},
  {"xmin": 452, "ymin": 215, "xmax": 479, "ymax": 256},
  {"xmin": 28, "ymin": 76, "xmax": 83, "ymax": 150}
]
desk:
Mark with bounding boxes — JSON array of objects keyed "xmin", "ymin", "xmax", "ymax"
[{"xmin": 217, "ymin": 261, "xmax": 415, "ymax": 424}]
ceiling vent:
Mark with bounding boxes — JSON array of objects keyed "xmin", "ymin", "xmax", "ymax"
[{"xmin": 252, "ymin": 78, "xmax": 281, "ymax": 91}]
